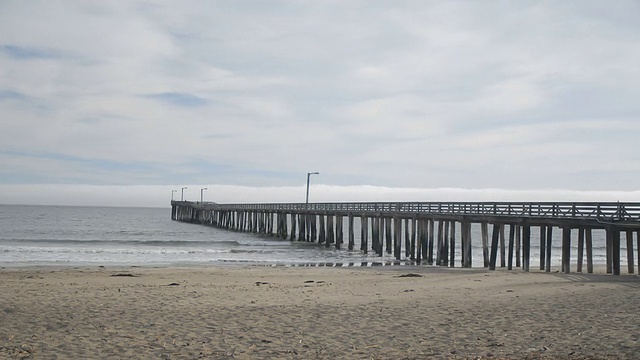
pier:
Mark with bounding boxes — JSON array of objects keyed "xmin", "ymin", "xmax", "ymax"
[{"xmin": 171, "ymin": 201, "xmax": 640, "ymax": 275}]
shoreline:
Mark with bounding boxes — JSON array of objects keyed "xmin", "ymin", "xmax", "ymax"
[
  {"xmin": 0, "ymin": 260, "xmax": 627, "ymax": 275},
  {"xmin": 1, "ymin": 265, "xmax": 638, "ymax": 359}
]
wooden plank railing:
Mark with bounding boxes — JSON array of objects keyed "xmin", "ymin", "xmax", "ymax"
[{"xmin": 172, "ymin": 201, "xmax": 640, "ymax": 223}]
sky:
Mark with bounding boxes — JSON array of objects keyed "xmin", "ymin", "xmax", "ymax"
[{"xmin": 1, "ymin": 1, "xmax": 640, "ymax": 207}]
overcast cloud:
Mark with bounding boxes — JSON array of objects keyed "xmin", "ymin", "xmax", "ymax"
[{"xmin": 1, "ymin": 1, "xmax": 639, "ymax": 207}]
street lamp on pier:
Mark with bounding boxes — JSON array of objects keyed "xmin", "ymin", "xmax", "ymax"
[
  {"xmin": 200, "ymin": 188, "xmax": 208, "ymax": 203},
  {"xmin": 171, "ymin": 189, "xmax": 177, "ymax": 201},
  {"xmin": 181, "ymin": 187, "xmax": 187, "ymax": 201},
  {"xmin": 306, "ymin": 172, "xmax": 319, "ymax": 204}
]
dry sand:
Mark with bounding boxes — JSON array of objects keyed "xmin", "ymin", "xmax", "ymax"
[{"xmin": 0, "ymin": 265, "xmax": 638, "ymax": 359}]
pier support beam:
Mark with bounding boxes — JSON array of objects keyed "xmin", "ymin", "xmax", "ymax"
[
  {"xmin": 562, "ymin": 227, "xmax": 571, "ymax": 274},
  {"xmin": 427, "ymin": 219, "xmax": 435, "ymax": 265},
  {"xmin": 577, "ymin": 228, "xmax": 585, "ymax": 273},
  {"xmin": 545, "ymin": 226, "xmax": 553, "ymax": 273},
  {"xmin": 449, "ymin": 221, "xmax": 456, "ymax": 268},
  {"xmin": 522, "ymin": 225, "xmax": 531, "ymax": 272},
  {"xmin": 586, "ymin": 228, "xmax": 594, "ymax": 274},
  {"xmin": 318, "ymin": 215, "xmax": 325, "ymax": 244},
  {"xmin": 394, "ymin": 217, "xmax": 401, "ymax": 260},
  {"xmin": 335, "ymin": 216, "xmax": 343, "ymax": 249},
  {"xmin": 508, "ymin": 224, "xmax": 515, "ymax": 270},
  {"xmin": 489, "ymin": 223, "xmax": 500, "ymax": 271},
  {"xmin": 481, "ymin": 222, "xmax": 489, "ymax": 268},
  {"xmin": 626, "ymin": 230, "xmax": 634, "ymax": 274},
  {"xmin": 539, "ymin": 226, "xmax": 546, "ymax": 270},
  {"xmin": 410, "ymin": 218, "xmax": 417, "ymax": 261},
  {"xmin": 360, "ymin": 216, "xmax": 368, "ymax": 254},
  {"xmin": 348, "ymin": 214, "xmax": 355, "ymax": 251},
  {"xmin": 404, "ymin": 218, "xmax": 411, "ymax": 259}
]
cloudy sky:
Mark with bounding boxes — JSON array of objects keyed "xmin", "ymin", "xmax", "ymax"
[{"xmin": 1, "ymin": 1, "xmax": 639, "ymax": 207}]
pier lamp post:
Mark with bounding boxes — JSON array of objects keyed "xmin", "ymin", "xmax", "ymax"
[
  {"xmin": 306, "ymin": 172, "xmax": 319, "ymax": 204},
  {"xmin": 181, "ymin": 187, "xmax": 187, "ymax": 201},
  {"xmin": 171, "ymin": 189, "xmax": 177, "ymax": 201},
  {"xmin": 200, "ymin": 187, "xmax": 207, "ymax": 203}
]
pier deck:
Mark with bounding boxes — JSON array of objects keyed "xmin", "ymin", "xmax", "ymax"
[{"xmin": 171, "ymin": 201, "xmax": 640, "ymax": 275}]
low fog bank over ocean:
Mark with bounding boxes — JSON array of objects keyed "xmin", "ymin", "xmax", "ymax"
[{"xmin": 1, "ymin": 184, "xmax": 639, "ymax": 208}]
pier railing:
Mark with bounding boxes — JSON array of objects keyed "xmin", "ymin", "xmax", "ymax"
[{"xmin": 175, "ymin": 201, "xmax": 640, "ymax": 223}]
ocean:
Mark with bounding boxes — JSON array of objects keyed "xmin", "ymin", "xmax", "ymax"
[{"xmin": 0, "ymin": 204, "xmax": 625, "ymax": 268}]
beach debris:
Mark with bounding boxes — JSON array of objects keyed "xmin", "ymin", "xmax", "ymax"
[
  {"xmin": 166, "ymin": 282, "xmax": 180, "ymax": 286},
  {"xmin": 397, "ymin": 273, "xmax": 423, "ymax": 278},
  {"xmin": 304, "ymin": 280, "xmax": 315, "ymax": 283},
  {"xmin": 110, "ymin": 273, "xmax": 139, "ymax": 277},
  {"xmin": 255, "ymin": 281, "xmax": 269, "ymax": 286},
  {"xmin": 403, "ymin": 289, "xmax": 415, "ymax": 292}
]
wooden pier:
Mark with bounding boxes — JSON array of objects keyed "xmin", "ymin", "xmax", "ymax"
[{"xmin": 171, "ymin": 201, "xmax": 640, "ymax": 275}]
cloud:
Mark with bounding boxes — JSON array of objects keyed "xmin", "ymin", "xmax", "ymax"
[
  {"xmin": 0, "ymin": 44, "xmax": 63, "ymax": 59},
  {"xmin": 1, "ymin": 1, "xmax": 639, "ymax": 205},
  {"xmin": 0, "ymin": 90, "xmax": 28, "ymax": 101},
  {"xmin": 144, "ymin": 92, "xmax": 208, "ymax": 107}
]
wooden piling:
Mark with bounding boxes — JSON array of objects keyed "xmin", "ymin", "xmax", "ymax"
[
  {"xmin": 435, "ymin": 221, "xmax": 442, "ymax": 265},
  {"xmin": 410, "ymin": 217, "xmax": 417, "ymax": 261},
  {"xmin": 539, "ymin": 226, "xmax": 546, "ymax": 270},
  {"xmin": 327, "ymin": 215, "xmax": 335, "ymax": 246},
  {"xmin": 514, "ymin": 225, "xmax": 520, "ymax": 267},
  {"xmin": 481, "ymin": 222, "xmax": 489, "ymax": 268},
  {"xmin": 360, "ymin": 216, "xmax": 368, "ymax": 253},
  {"xmin": 637, "ymin": 229, "xmax": 640, "ymax": 275},
  {"xmin": 404, "ymin": 218, "xmax": 410, "ymax": 258},
  {"xmin": 370, "ymin": 216, "xmax": 377, "ymax": 253},
  {"xmin": 464, "ymin": 222, "xmax": 472, "ymax": 268},
  {"xmin": 311, "ymin": 215, "xmax": 317, "ymax": 241},
  {"xmin": 508, "ymin": 224, "xmax": 515, "ymax": 270},
  {"xmin": 348, "ymin": 214, "xmax": 355, "ymax": 251},
  {"xmin": 577, "ymin": 228, "xmax": 585, "ymax": 273},
  {"xmin": 290, "ymin": 213, "xmax": 296, "ymax": 241},
  {"xmin": 318, "ymin": 215, "xmax": 325, "ymax": 244},
  {"xmin": 416, "ymin": 219, "xmax": 423, "ymax": 264},
  {"xmin": 545, "ymin": 226, "xmax": 552, "ymax": 273},
  {"xmin": 378, "ymin": 216, "xmax": 384, "ymax": 256},
  {"xmin": 427, "ymin": 219, "xmax": 435, "ymax": 265},
  {"xmin": 335, "ymin": 216, "xmax": 343, "ymax": 249},
  {"xmin": 626, "ymin": 230, "xmax": 634, "ymax": 274},
  {"xmin": 449, "ymin": 221, "xmax": 456, "ymax": 268},
  {"xmin": 586, "ymin": 228, "xmax": 594, "ymax": 274},
  {"xmin": 440, "ymin": 220, "xmax": 448, "ymax": 266},
  {"xmin": 562, "ymin": 227, "xmax": 571, "ymax": 274},
  {"xmin": 606, "ymin": 227, "xmax": 613, "ymax": 274},
  {"xmin": 298, "ymin": 214, "xmax": 305, "ymax": 241},
  {"xmin": 394, "ymin": 217, "xmax": 401, "ymax": 260},
  {"xmin": 523, "ymin": 225, "xmax": 531, "ymax": 272},
  {"xmin": 612, "ymin": 227, "xmax": 621, "ymax": 275},
  {"xmin": 385, "ymin": 218, "xmax": 392, "ymax": 255},
  {"xmin": 489, "ymin": 223, "xmax": 500, "ymax": 271},
  {"xmin": 500, "ymin": 224, "xmax": 506, "ymax": 268}
]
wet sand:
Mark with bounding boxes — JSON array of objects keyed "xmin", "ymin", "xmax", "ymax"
[{"xmin": 1, "ymin": 265, "xmax": 638, "ymax": 359}]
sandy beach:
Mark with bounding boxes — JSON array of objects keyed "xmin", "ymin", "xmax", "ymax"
[{"xmin": 0, "ymin": 265, "xmax": 638, "ymax": 359}]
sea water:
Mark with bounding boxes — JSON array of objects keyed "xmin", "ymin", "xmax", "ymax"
[{"xmin": 0, "ymin": 204, "xmax": 625, "ymax": 268}]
